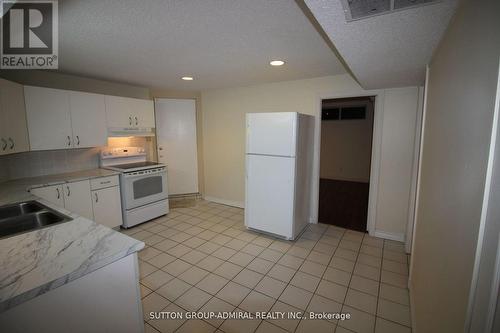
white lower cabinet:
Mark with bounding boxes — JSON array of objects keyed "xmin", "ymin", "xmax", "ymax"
[
  {"xmin": 0, "ymin": 254, "xmax": 143, "ymax": 333},
  {"xmin": 30, "ymin": 176, "xmax": 123, "ymax": 228},
  {"xmin": 30, "ymin": 185, "xmax": 64, "ymax": 207},
  {"xmin": 92, "ymin": 186, "xmax": 122, "ymax": 229},
  {"xmin": 62, "ymin": 180, "xmax": 94, "ymax": 220}
]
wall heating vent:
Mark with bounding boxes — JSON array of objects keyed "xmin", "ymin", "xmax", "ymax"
[{"xmin": 341, "ymin": 0, "xmax": 439, "ymax": 21}]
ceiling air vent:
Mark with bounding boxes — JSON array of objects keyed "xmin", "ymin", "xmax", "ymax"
[{"xmin": 341, "ymin": 0, "xmax": 439, "ymax": 21}]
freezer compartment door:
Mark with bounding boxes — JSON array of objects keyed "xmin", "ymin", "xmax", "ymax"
[
  {"xmin": 245, "ymin": 154, "xmax": 295, "ymax": 239},
  {"xmin": 246, "ymin": 112, "xmax": 297, "ymax": 157}
]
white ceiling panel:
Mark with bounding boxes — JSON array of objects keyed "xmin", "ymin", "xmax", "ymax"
[
  {"xmin": 55, "ymin": 0, "xmax": 346, "ymax": 91},
  {"xmin": 303, "ymin": 0, "xmax": 459, "ymax": 89}
]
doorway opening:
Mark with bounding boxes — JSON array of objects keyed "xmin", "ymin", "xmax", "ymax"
[{"xmin": 318, "ymin": 96, "xmax": 375, "ymax": 232}]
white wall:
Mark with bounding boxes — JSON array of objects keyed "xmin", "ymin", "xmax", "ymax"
[
  {"xmin": 201, "ymin": 74, "xmax": 421, "ymax": 239},
  {"xmin": 409, "ymin": 0, "xmax": 500, "ymax": 331},
  {"xmin": 320, "ymin": 101, "xmax": 373, "ymax": 182},
  {"xmin": 0, "ymin": 70, "xmax": 150, "ymax": 99},
  {"xmin": 376, "ymin": 87, "xmax": 421, "ymax": 239}
]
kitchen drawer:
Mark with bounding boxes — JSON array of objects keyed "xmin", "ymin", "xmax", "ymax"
[{"xmin": 90, "ymin": 175, "xmax": 119, "ymax": 190}]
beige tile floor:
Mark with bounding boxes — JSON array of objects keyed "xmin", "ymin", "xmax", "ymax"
[{"xmin": 122, "ymin": 200, "xmax": 412, "ymax": 333}]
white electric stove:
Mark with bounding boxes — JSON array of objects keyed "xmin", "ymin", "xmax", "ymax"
[{"xmin": 100, "ymin": 147, "xmax": 169, "ymax": 228}]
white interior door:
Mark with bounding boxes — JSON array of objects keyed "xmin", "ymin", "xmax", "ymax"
[{"xmin": 155, "ymin": 98, "xmax": 199, "ymax": 195}]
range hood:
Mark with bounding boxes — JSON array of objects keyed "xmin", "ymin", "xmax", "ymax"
[{"xmin": 107, "ymin": 127, "xmax": 155, "ymax": 137}]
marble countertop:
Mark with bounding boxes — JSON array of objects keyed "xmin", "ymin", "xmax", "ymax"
[
  {"xmin": 0, "ymin": 168, "xmax": 120, "ymax": 206},
  {"xmin": 0, "ymin": 169, "xmax": 144, "ymax": 313}
]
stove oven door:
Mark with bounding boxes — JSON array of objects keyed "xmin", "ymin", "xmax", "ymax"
[{"xmin": 122, "ymin": 168, "xmax": 168, "ymax": 210}]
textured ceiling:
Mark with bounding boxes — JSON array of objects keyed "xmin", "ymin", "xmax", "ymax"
[
  {"xmin": 56, "ymin": 0, "xmax": 346, "ymax": 91},
  {"xmin": 303, "ymin": 0, "xmax": 459, "ymax": 89}
]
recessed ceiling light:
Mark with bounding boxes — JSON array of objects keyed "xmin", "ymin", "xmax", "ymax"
[
  {"xmin": 269, "ymin": 60, "xmax": 285, "ymax": 66},
  {"xmin": 181, "ymin": 76, "xmax": 194, "ymax": 81}
]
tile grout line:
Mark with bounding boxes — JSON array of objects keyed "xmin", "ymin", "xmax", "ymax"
[
  {"xmin": 252, "ymin": 229, "xmax": 321, "ymax": 333},
  {"xmin": 372, "ymin": 237, "xmax": 386, "ymax": 333},
  {"xmin": 291, "ymin": 226, "xmax": 345, "ymax": 333},
  {"xmin": 136, "ymin": 201, "xmax": 411, "ymax": 333},
  {"xmin": 337, "ymin": 231, "xmax": 365, "ymax": 332},
  {"xmin": 145, "ymin": 204, "xmax": 244, "ymax": 332}
]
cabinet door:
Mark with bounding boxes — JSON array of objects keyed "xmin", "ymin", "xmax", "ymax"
[
  {"xmin": 104, "ymin": 95, "xmax": 133, "ymax": 128},
  {"xmin": 0, "ymin": 79, "xmax": 29, "ymax": 154},
  {"xmin": 69, "ymin": 91, "xmax": 107, "ymax": 148},
  {"xmin": 30, "ymin": 185, "xmax": 64, "ymax": 207},
  {"xmin": 63, "ymin": 180, "xmax": 93, "ymax": 220},
  {"xmin": 133, "ymin": 99, "xmax": 155, "ymax": 127},
  {"xmin": 24, "ymin": 86, "xmax": 72, "ymax": 150},
  {"xmin": 92, "ymin": 186, "xmax": 123, "ymax": 229}
]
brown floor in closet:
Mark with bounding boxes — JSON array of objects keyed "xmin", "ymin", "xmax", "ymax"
[{"xmin": 318, "ymin": 179, "xmax": 369, "ymax": 233}]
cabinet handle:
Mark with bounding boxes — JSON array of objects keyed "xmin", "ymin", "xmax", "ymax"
[
  {"xmin": 8, "ymin": 137, "xmax": 14, "ymax": 149},
  {"xmin": 135, "ymin": 116, "xmax": 138, "ymax": 126},
  {"xmin": 1, "ymin": 138, "xmax": 6, "ymax": 150},
  {"xmin": 56, "ymin": 188, "xmax": 60, "ymax": 199},
  {"xmin": 67, "ymin": 136, "xmax": 71, "ymax": 146},
  {"xmin": 129, "ymin": 116, "xmax": 132, "ymax": 126},
  {"xmin": 66, "ymin": 185, "xmax": 70, "ymax": 197},
  {"xmin": 94, "ymin": 192, "xmax": 99, "ymax": 203},
  {"xmin": 76, "ymin": 135, "xmax": 80, "ymax": 146}
]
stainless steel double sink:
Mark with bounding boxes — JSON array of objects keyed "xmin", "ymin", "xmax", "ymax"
[{"xmin": 0, "ymin": 201, "xmax": 72, "ymax": 239}]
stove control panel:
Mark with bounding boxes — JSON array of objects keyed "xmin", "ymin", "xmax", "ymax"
[
  {"xmin": 125, "ymin": 167, "xmax": 166, "ymax": 176},
  {"xmin": 101, "ymin": 147, "xmax": 146, "ymax": 159}
]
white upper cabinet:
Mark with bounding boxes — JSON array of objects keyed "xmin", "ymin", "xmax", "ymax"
[
  {"xmin": 23, "ymin": 86, "xmax": 154, "ymax": 151},
  {"xmin": 69, "ymin": 91, "xmax": 107, "ymax": 148},
  {"xmin": 24, "ymin": 86, "xmax": 73, "ymax": 151},
  {"xmin": 0, "ymin": 79, "xmax": 30, "ymax": 155},
  {"xmin": 104, "ymin": 95, "xmax": 133, "ymax": 128},
  {"xmin": 25, "ymin": 86, "xmax": 108, "ymax": 151},
  {"xmin": 133, "ymin": 98, "xmax": 155, "ymax": 127},
  {"xmin": 105, "ymin": 95, "xmax": 155, "ymax": 128}
]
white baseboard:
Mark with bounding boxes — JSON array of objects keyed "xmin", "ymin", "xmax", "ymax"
[
  {"xmin": 203, "ymin": 196, "xmax": 245, "ymax": 209},
  {"xmin": 372, "ymin": 230, "xmax": 405, "ymax": 242}
]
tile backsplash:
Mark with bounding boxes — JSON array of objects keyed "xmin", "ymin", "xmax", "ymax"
[
  {"xmin": 0, "ymin": 148, "xmax": 100, "ymax": 180},
  {"xmin": 0, "ymin": 136, "xmax": 155, "ymax": 182}
]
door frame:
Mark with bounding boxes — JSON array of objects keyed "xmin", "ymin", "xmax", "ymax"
[
  {"xmin": 465, "ymin": 57, "xmax": 500, "ymax": 332},
  {"xmin": 313, "ymin": 90, "xmax": 384, "ymax": 236},
  {"xmin": 405, "ymin": 78, "xmax": 427, "ymax": 253}
]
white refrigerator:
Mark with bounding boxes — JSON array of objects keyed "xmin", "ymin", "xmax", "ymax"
[{"xmin": 245, "ymin": 112, "xmax": 314, "ymax": 240}]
